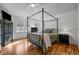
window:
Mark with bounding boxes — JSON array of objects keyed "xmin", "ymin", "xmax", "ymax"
[{"xmin": 17, "ymin": 24, "xmax": 27, "ymax": 32}]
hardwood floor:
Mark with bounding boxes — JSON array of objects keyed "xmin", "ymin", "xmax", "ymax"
[{"xmin": 0, "ymin": 39, "xmax": 79, "ymax": 55}]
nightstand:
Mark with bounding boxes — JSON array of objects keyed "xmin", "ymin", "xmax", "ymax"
[{"xmin": 59, "ymin": 34, "xmax": 69, "ymax": 44}]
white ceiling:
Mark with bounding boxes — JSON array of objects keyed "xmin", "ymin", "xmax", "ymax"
[{"xmin": 0, "ymin": 3, "xmax": 77, "ymax": 18}]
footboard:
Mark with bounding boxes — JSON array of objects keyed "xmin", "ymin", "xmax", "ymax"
[{"xmin": 27, "ymin": 33, "xmax": 43, "ymax": 48}]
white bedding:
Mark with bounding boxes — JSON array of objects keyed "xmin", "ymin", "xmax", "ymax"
[{"xmin": 44, "ymin": 34, "xmax": 51, "ymax": 49}]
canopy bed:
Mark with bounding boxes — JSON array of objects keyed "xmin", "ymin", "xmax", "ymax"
[{"xmin": 27, "ymin": 8, "xmax": 59, "ymax": 54}]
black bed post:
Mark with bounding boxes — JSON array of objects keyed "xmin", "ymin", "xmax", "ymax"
[
  {"xmin": 57, "ymin": 18, "xmax": 59, "ymax": 42},
  {"xmin": 42, "ymin": 8, "xmax": 45, "ymax": 54},
  {"xmin": 27, "ymin": 16, "xmax": 28, "ymax": 39},
  {"xmin": 27, "ymin": 16, "xmax": 29, "ymax": 45}
]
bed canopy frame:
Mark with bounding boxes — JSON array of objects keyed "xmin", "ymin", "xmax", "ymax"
[{"xmin": 27, "ymin": 8, "xmax": 59, "ymax": 54}]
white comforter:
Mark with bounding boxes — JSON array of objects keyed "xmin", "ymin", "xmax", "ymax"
[{"xmin": 44, "ymin": 34, "xmax": 51, "ymax": 49}]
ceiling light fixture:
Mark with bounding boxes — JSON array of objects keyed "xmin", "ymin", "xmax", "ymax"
[
  {"xmin": 30, "ymin": 4, "xmax": 35, "ymax": 7},
  {"xmin": 27, "ymin": 3, "xmax": 40, "ymax": 10}
]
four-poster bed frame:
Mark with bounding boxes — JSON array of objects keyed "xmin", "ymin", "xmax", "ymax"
[{"xmin": 27, "ymin": 8, "xmax": 59, "ymax": 54}]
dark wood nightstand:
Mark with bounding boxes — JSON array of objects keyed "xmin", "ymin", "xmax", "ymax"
[{"xmin": 59, "ymin": 34, "xmax": 69, "ymax": 44}]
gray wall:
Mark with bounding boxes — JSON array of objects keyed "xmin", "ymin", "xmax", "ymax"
[
  {"xmin": 56, "ymin": 10, "xmax": 77, "ymax": 45},
  {"xmin": 12, "ymin": 15, "xmax": 27, "ymax": 40}
]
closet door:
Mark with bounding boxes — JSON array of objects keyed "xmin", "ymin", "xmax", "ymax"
[
  {"xmin": 5, "ymin": 22, "xmax": 9, "ymax": 45},
  {"xmin": 8, "ymin": 22, "xmax": 13, "ymax": 42},
  {"xmin": 4, "ymin": 22, "xmax": 13, "ymax": 45},
  {"xmin": 1, "ymin": 20, "xmax": 5, "ymax": 47}
]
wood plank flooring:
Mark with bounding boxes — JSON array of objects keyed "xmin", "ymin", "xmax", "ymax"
[{"xmin": 0, "ymin": 39, "xmax": 79, "ymax": 55}]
